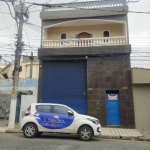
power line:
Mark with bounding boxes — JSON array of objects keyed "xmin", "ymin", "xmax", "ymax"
[
  {"xmin": 27, "ymin": 22, "xmax": 150, "ymax": 48},
  {"xmin": 27, "ymin": 22, "xmax": 150, "ymax": 49},
  {"xmin": 25, "ymin": 1, "xmax": 150, "ymax": 15},
  {"xmin": 0, "ymin": 6, "xmax": 13, "ymax": 35},
  {"xmin": 2, "ymin": 0, "xmax": 16, "ymax": 20},
  {"xmin": 0, "ymin": 25, "xmax": 15, "ymax": 30},
  {"xmin": 28, "ymin": 0, "xmax": 52, "ymax": 10}
]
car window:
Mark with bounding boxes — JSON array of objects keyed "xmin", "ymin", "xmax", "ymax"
[
  {"xmin": 36, "ymin": 105, "xmax": 51, "ymax": 113},
  {"xmin": 53, "ymin": 106, "xmax": 70, "ymax": 115}
]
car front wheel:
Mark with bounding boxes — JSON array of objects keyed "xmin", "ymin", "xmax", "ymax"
[
  {"xmin": 23, "ymin": 123, "xmax": 38, "ymax": 138},
  {"xmin": 79, "ymin": 126, "xmax": 93, "ymax": 141}
]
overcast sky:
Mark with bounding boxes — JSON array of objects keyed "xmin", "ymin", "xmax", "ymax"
[{"xmin": 0, "ymin": 0, "xmax": 150, "ymax": 68}]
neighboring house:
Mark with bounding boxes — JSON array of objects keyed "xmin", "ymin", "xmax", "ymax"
[
  {"xmin": 0, "ymin": 56, "xmax": 39, "ymax": 123},
  {"xmin": 0, "ymin": 63, "xmax": 6, "ymax": 70},
  {"xmin": 0, "ymin": 56, "xmax": 39, "ymax": 79},
  {"xmin": 19, "ymin": 56, "xmax": 39, "ymax": 79},
  {"xmin": 38, "ymin": 0, "xmax": 135, "ymax": 128},
  {"xmin": 0, "ymin": 64, "xmax": 12, "ymax": 79},
  {"xmin": 0, "ymin": 63, "xmax": 6, "ymax": 79},
  {"xmin": 131, "ymin": 68, "xmax": 150, "ymax": 129}
]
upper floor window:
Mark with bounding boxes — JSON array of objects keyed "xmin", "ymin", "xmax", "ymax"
[
  {"xmin": 78, "ymin": 32, "xmax": 90, "ymax": 38},
  {"xmin": 61, "ymin": 33, "xmax": 66, "ymax": 39},
  {"xmin": 103, "ymin": 31, "xmax": 109, "ymax": 37}
]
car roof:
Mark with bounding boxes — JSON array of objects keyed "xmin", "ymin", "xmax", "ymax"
[{"xmin": 31, "ymin": 103, "xmax": 67, "ymax": 107}]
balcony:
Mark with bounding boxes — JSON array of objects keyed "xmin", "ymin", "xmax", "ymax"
[{"xmin": 42, "ymin": 36, "xmax": 127, "ymax": 48}]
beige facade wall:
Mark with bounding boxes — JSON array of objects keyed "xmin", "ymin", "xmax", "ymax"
[
  {"xmin": 0, "ymin": 63, "xmax": 39, "ymax": 79},
  {"xmin": 132, "ymin": 68, "xmax": 150, "ymax": 84},
  {"xmin": 132, "ymin": 68, "xmax": 150, "ymax": 129},
  {"xmin": 19, "ymin": 62, "xmax": 39, "ymax": 79},
  {"xmin": 44, "ymin": 23, "xmax": 126, "ymax": 40},
  {"xmin": 0, "ymin": 64, "xmax": 6, "ymax": 69},
  {"xmin": 133, "ymin": 85, "xmax": 150, "ymax": 129}
]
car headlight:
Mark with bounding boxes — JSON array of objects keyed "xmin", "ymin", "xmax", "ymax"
[{"xmin": 87, "ymin": 118, "xmax": 99, "ymax": 125}]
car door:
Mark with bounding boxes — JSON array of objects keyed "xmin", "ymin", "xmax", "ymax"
[
  {"xmin": 34, "ymin": 105, "xmax": 54, "ymax": 131},
  {"xmin": 51, "ymin": 105, "xmax": 75, "ymax": 133}
]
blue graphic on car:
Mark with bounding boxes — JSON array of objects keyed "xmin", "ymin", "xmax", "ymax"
[{"xmin": 35, "ymin": 111, "xmax": 74, "ymax": 129}]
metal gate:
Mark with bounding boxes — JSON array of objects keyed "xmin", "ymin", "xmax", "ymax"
[
  {"xmin": 106, "ymin": 91, "xmax": 121, "ymax": 125},
  {"xmin": 15, "ymin": 93, "xmax": 21, "ymax": 123},
  {"xmin": 42, "ymin": 60, "xmax": 87, "ymax": 114}
]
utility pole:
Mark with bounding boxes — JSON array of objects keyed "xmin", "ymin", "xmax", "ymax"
[
  {"xmin": 8, "ymin": 0, "xmax": 24, "ymax": 129},
  {"xmin": 29, "ymin": 52, "xmax": 34, "ymax": 79}
]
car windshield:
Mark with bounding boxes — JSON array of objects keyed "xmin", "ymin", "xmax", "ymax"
[{"xmin": 67, "ymin": 106, "xmax": 78, "ymax": 114}]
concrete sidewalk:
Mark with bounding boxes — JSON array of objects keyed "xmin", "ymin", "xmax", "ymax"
[{"xmin": 0, "ymin": 124, "xmax": 148, "ymax": 141}]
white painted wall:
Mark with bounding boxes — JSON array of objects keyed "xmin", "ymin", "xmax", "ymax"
[
  {"xmin": 19, "ymin": 88, "xmax": 37, "ymax": 124},
  {"xmin": 0, "ymin": 79, "xmax": 38, "ymax": 124}
]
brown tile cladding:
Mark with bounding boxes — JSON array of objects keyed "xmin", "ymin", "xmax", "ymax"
[{"xmin": 87, "ymin": 56, "xmax": 135, "ymax": 128}]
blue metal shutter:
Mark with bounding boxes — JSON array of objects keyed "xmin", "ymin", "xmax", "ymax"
[{"xmin": 42, "ymin": 61, "xmax": 87, "ymax": 114}]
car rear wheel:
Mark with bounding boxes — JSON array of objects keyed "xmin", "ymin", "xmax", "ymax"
[
  {"xmin": 23, "ymin": 123, "xmax": 38, "ymax": 138},
  {"xmin": 79, "ymin": 126, "xmax": 93, "ymax": 141}
]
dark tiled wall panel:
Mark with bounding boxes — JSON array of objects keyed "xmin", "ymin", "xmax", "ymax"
[{"xmin": 87, "ymin": 56, "xmax": 135, "ymax": 128}]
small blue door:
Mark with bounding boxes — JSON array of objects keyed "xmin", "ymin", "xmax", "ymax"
[{"xmin": 106, "ymin": 91, "xmax": 121, "ymax": 125}]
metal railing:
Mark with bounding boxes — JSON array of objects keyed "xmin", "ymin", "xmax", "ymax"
[
  {"xmin": 42, "ymin": 36, "xmax": 127, "ymax": 48},
  {"xmin": 44, "ymin": 0, "xmax": 127, "ymax": 11}
]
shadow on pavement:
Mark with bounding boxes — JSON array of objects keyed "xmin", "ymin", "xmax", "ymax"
[{"xmin": 18, "ymin": 132, "xmax": 101, "ymax": 141}]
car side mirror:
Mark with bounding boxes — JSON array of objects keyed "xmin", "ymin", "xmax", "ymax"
[{"xmin": 68, "ymin": 110, "xmax": 73, "ymax": 116}]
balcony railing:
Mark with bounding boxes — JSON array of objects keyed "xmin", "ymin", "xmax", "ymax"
[
  {"xmin": 44, "ymin": 0, "xmax": 127, "ymax": 11},
  {"xmin": 42, "ymin": 36, "xmax": 127, "ymax": 48}
]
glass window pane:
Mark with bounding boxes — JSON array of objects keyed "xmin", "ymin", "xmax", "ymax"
[
  {"xmin": 36, "ymin": 105, "xmax": 51, "ymax": 113},
  {"xmin": 61, "ymin": 33, "xmax": 66, "ymax": 39},
  {"xmin": 54, "ymin": 106, "xmax": 69, "ymax": 115}
]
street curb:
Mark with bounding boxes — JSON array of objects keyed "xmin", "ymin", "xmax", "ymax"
[
  {"xmin": 100, "ymin": 135, "xmax": 150, "ymax": 142},
  {"xmin": 5, "ymin": 130, "xmax": 22, "ymax": 133},
  {"xmin": 2, "ymin": 129, "xmax": 150, "ymax": 142}
]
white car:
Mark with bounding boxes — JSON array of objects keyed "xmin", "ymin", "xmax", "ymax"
[{"xmin": 21, "ymin": 103, "xmax": 101, "ymax": 141}]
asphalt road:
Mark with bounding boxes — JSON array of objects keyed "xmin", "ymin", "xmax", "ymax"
[{"xmin": 0, "ymin": 133, "xmax": 149, "ymax": 150}]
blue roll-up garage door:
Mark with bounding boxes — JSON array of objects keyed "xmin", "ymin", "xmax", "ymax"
[{"xmin": 42, "ymin": 60, "xmax": 87, "ymax": 114}]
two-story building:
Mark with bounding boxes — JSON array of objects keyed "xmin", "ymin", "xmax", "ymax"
[{"xmin": 38, "ymin": 0, "xmax": 135, "ymax": 128}]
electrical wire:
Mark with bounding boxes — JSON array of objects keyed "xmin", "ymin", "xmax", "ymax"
[
  {"xmin": 0, "ymin": 24, "xmax": 16, "ymax": 31},
  {"xmin": 25, "ymin": 1, "xmax": 150, "ymax": 15},
  {"xmin": 0, "ymin": 11, "xmax": 14, "ymax": 14},
  {"xmin": 1, "ymin": 57, "xmax": 14, "ymax": 63},
  {"xmin": 29, "ymin": 0, "xmax": 52, "ymax": 10},
  {"xmin": 26, "ymin": 23, "xmax": 150, "ymax": 51},
  {"xmin": 12, "ymin": 2, "xmax": 18, "ymax": 30},
  {"xmin": 2, "ymin": 0, "xmax": 16, "ymax": 20},
  {"xmin": 0, "ymin": 1, "xmax": 149, "ymax": 65},
  {"xmin": 23, "ymin": 29, "xmax": 31, "ymax": 49},
  {"xmin": 0, "ymin": 6, "xmax": 13, "ymax": 35},
  {"xmin": 27, "ymin": 22, "xmax": 150, "ymax": 49}
]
